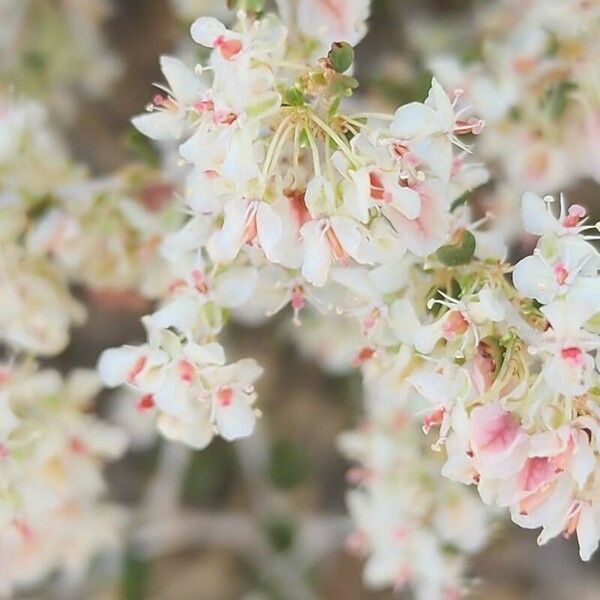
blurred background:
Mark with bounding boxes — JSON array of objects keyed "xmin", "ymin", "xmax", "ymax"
[{"xmin": 3, "ymin": 0, "xmax": 600, "ymax": 598}]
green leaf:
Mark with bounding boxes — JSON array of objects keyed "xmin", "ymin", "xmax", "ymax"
[
  {"xmin": 269, "ymin": 440, "xmax": 309, "ymax": 489},
  {"xmin": 121, "ymin": 550, "xmax": 151, "ymax": 600},
  {"xmin": 436, "ymin": 230, "xmax": 476, "ymax": 266},
  {"xmin": 228, "ymin": 0, "xmax": 265, "ymax": 12},
  {"xmin": 586, "ymin": 312, "xmax": 600, "ymax": 333},
  {"xmin": 284, "ymin": 87, "xmax": 306, "ymax": 107},
  {"xmin": 124, "ymin": 129, "xmax": 160, "ymax": 168},
  {"xmin": 450, "ymin": 191, "xmax": 472, "ymax": 213},
  {"xmin": 328, "ymin": 42, "xmax": 354, "ymax": 73},
  {"xmin": 329, "ymin": 73, "xmax": 359, "ymax": 97},
  {"xmin": 264, "ymin": 517, "xmax": 296, "ymax": 553},
  {"xmin": 544, "ymin": 81, "xmax": 577, "ymax": 119}
]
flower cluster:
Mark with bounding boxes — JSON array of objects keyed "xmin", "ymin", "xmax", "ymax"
[
  {"xmin": 339, "ymin": 356, "xmax": 492, "ymax": 600},
  {"xmin": 0, "ymin": 362, "xmax": 126, "ymax": 596},
  {"xmin": 0, "ymin": 93, "xmax": 186, "ymax": 593},
  {"xmin": 0, "ymin": 95, "xmax": 179, "ymax": 354},
  {"xmin": 46, "ymin": 0, "xmax": 596, "ymax": 591},
  {"xmin": 407, "ymin": 192, "xmax": 600, "ymax": 560},
  {"xmin": 429, "ymin": 0, "xmax": 600, "ymax": 195},
  {"xmin": 100, "ymin": 4, "xmax": 488, "ymax": 456}
]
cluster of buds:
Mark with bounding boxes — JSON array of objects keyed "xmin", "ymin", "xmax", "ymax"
[
  {"xmin": 429, "ymin": 0, "xmax": 600, "ymax": 196},
  {"xmin": 0, "ymin": 362, "xmax": 126, "ymax": 595}
]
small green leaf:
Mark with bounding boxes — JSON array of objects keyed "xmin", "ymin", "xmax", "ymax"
[
  {"xmin": 328, "ymin": 42, "xmax": 354, "ymax": 73},
  {"xmin": 121, "ymin": 549, "xmax": 151, "ymax": 600},
  {"xmin": 264, "ymin": 517, "xmax": 296, "ymax": 553},
  {"xmin": 586, "ymin": 312, "xmax": 600, "ymax": 333},
  {"xmin": 450, "ymin": 191, "xmax": 472, "ymax": 213},
  {"xmin": 329, "ymin": 73, "xmax": 359, "ymax": 97},
  {"xmin": 544, "ymin": 81, "xmax": 577, "ymax": 119},
  {"xmin": 284, "ymin": 87, "xmax": 305, "ymax": 107},
  {"xmin": 227, "ymin": 0, "xmax": 264, "ymax": 11},
  {"xmin": 124, "ymin": 129, "xmax": 160, "ymax": 168},
  {"xmin": 269, "ymin": 440, "xmax": 309, "ymax": 489},
  {"xmin": 436, "ymin": 230, "xmax": 476, "ymax": 266}
]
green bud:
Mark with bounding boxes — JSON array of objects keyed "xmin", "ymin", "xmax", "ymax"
[
  {"xmin": 284, "ymin": 87, "xmax": 305, "ymax": 107},
  {"xmin": 124, "ymin": 129, "xmax": 160, "ymax": 168},
  {"xmin": 328, "ymin": 41, "xmax": 354, "ymax": 73},
  {"xmin": 227, "ymin": 0, "xmax": 265, "ymax": 12},
  {"xmin": 329, "ymin": 73, "xmax": 359, "ymax": 97},
  {"xmin": 436, "ymin": 229, "xmax": 476, "ymax": 266}
]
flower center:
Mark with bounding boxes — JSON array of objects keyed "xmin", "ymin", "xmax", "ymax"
[
  {"xmin": 561, "ymin": 346, "xmax": 584, "ymax": 365},
  {"xmin": 217, "ymin": 386, "xmax": 234, "ymax": 407}
]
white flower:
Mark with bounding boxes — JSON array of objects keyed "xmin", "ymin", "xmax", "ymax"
[{"xmin": 132, "ymin": 56, "xmax": 208, "ymax": 140}]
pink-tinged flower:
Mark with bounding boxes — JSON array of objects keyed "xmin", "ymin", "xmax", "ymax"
[
  {"xmin": 469, "ymin": 405, "xmax": 529, "ymax": 480},
  {"xmin": 132, "ymin": 56, "xmax": 208, "ymax": 140},
  {"xmin": 521, "ymin": 192, "xmax": 600, "ymax": 239},
  {"xmin": 300, "ymin": 217, "xmax": 372, "ymax": 286},
  {"xmin": 288, "ymin": 0, "xmax": 370, "ymax": 55},
  {"xmin": 383, "ymin": 180, "xmax": 450, "ymax": 257},
  {"xmin": 190, "ymin": 18, "xmax": 244, "ymax": 60},
  {"xmin": 391, "ymin": 78, "xmax": 484, "ymax": 182},
  {"xmin": 538, "ymin": 300, "xmax": 598, "ymax": 396}
]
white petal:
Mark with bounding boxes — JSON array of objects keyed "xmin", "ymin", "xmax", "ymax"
[
  {"xmin": 521, "ymin": 192, "xmax": 560, "ymax": 236},
  {"xmin": 232, "ymin": 358, "xmax": 263, "ymax": 386},
  {"xmin": 159, "ymin": 56, "xmax": 205, "ymax": 104},
  {"xmin": 207, "ymin": 197, "xmax": 248, "ymax": 263},
  {"xmin": 131, "ymin": 112, "xmax": 183, "ymax": 140},
  {"xmin": 569, "ymin": 432, "xmax": 595, "ymax": 490},
  {"xmin": 577, "ymin": 503, "xmax": 599, "ymax": 561},
  {"xmin": 256, "ymin": 202, "xmax": 283, "ymax": 261},
  {"xmin": 304, "ymin": 175, "xmax": 335, "ymax": 217},
  {"xmin": 425, "ymin": 77, "xmax": 455, "ymax": 131},
  {"xmin": 389, "ymin": 298, "xmax": 420, "ymax": 345},
  {"xmin": 186, "ymin": 341, "xmax": 226, "ymax": 366},
  {"xmin": 151, "ymin": 293, "xmax": 201, "ymax": 332},
  {"xmin": 213, "ymin": 266, "xmax": 258, "ymax": 308},
  {"xmin": 390, "ymin": 102, "xmax": 440, "ymax": 140},
  {"xmin": 513, "ymin": 255, "xmax": 557, "ymax": 304},
  {"xmin": 97, "ymin": 346, "xmax": 142, "ymax": 387},
  {"xmin": 330, "ymin": 216, "xmax": 365, "ymax": 261},
  {"xmin": 389, "ymin": 184, "xmax": 421, "ymax": 220},
  {"xmin": 301, "ymin": 220, "xmax": 332, "ymax": 287},
  {"xmin": 190, "ymin": 17, "xmax": 226, "ymax": 47},
  {"xmin": 215, "ymin": 392, "xmax": 256, "ymax": 441}
]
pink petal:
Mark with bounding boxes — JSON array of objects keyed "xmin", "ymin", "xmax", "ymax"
[{"xmin": 470, "ymin": 405, "xmax": 523, "ymax": 454}]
